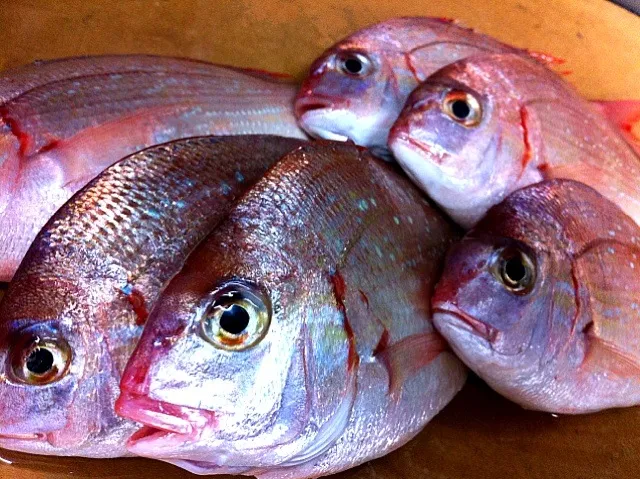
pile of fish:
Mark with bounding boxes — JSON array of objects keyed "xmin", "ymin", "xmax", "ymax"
[{"xmin": 0, "ymin": 16, "xmax": 639, "ymax": 478}]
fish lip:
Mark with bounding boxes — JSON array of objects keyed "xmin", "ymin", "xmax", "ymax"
[
  {"xmin": 433, "ymin": 303, "xmax": 498, "ymax": 342},
  {"xmin": 294, "ymin": 94, "xmax": 340, "ymax": 117},
  {"xmin": 391, "ymin": 132, "xmax": 448, "ymax": 165},
  {"xmin": 0, "ymin": 432, "xmax": 46, "ymax": 441},
  {"xmin": 116, "ymin": 392, "xmax": 217, "ymax": 449}
]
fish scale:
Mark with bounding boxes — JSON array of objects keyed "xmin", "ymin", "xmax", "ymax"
[
  {"xmin": 0, "ymin": 135, "xmax": 304, "ymax": 458},
  {"xmin": 0, "ymin": 55, "xmax": 306, "ymax": 281}
]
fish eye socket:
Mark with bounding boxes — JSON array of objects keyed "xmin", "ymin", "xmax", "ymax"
[
  {"xmin": 337, "ymin": 52, "xmax": 373, "ymax": 77},
  {"xmin": 442, "ymin": 90, "xmax": 482, "ymax": 126},
  {"xmin": 200, "ymin": 282, "xmax": 271, "ymax": 351},
  {"xmin": 492, "ymin": 247, "xmax": 536, "ymax": 294},
  {"xmin": 10, "ymin": 336, "xmax": 72, "ymax": 385}
]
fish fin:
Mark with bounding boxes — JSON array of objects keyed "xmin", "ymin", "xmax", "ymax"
[
  {"xmin": 584, "ymin": 332, "xmax": 640, "ymax": 378},
  {"xmin": 590, "ymin": 100, "xmax": 640, "ymax": 154},
  {"xmin": 374, "ymin": 331, "xmax": 448, "ymax": 400},
  {"xmin": 574, "ymin": 241, "xmax": 640, "ymax": 378}
]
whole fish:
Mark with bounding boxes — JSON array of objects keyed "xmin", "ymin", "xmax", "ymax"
[
  {"xmin": 389, "ymin": 53, "xmax": 640, "ymax": 228},
  {"xmin": 0, "ymin": 55, "xmax": 306, "ymax": 281},
  {"xmin": 0, "ymin": 135, "xmax": 304, "ymax": 458},
  {"xmin": 294, "ymin": 17, "xmax": 640, "ymax": 155},
  {"xmin": 432, "ymin": 179, "xmax": 640, "ymax": 414},
  {"xmin": 115, "ymin": 142, "xmax": 466, "ymax": 478}
]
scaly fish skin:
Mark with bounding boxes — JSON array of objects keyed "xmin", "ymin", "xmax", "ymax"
[
  {"xmin": 116, "ymin": 141, "xmax": 466, "ymax": 478},
  {"xmin": 389, "ymin": 53, "xmax": 640, "ymax": 228},
  {"xmin": 0, "ymin": 55, "xmax": 307, "ymax": 281},
  {"xmin": 0, "ymin": 136, "xmax": 305, "ymax": 457},
  {"xmin": 433, "ymin": 179, "xmax": 640, "ymax": 414},
  {"xmin": 294, "ymin": 17, "xmax": 524, "ymax": 154}
]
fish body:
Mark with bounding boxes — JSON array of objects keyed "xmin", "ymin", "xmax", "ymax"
[
  {"xmin": 0, "ymin": 135, "xmax": 304, "ymax": 457},
  {"xmin": 0, "ymin": 55, "xmax": 306, "ymax": 281},
  {"xmin": 389, "ymin": 53, "xmax": 640, "ymax": 228},
  {"xmin": 116, "ymin": 142, "xmax": 466, "ymax": 478},
  {"xmin": 433, "ymin": 179, "xmax": 640, "ymax": 413}
]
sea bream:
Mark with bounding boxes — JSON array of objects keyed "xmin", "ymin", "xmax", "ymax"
[
  {"xmin": 0, "ymin": 55, "xmax": 306, "ymax": 281},
  {"xmin": 389, "ymin": 53, "xmax": 640, "ymax": 228},
  {"xmin": 115, "ymin": 142, "xmax": 466, "ymax": 478},
  {"xmin": 0, "ymin": 135, "xmax": 304, "ymax": 458},
  {"xmin": 294, "ymin": 17, "xmax": 640, "ymax": 156},
  {"xmin": 432, "ymin": 179, "xmax": 640, "ymax": 414}
]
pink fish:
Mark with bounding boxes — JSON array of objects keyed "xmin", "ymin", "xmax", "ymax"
[
  {"xmin": 433, "ymin": 179, "xmax": 640, "ymax": 414},
  {"xmin": 0, "ymin": 55, "xmax": 306, "ymax": 281},
  {"xmin": 295, "ymin": 17, "xmax": 640, "ymax": 155},
  {"xmin": 0, "ymin": 136, "xmax": 304, "ymax": 457},
  {"xmin": 115, "ymin": 141, "xmax": 466, "ymax": 478},
  {"xmin": 389, "ymin": 53, "xmax": 640, "ymax": 227}
]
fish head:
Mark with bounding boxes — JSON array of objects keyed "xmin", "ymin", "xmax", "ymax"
[
  {"xmin": 295, "ymin": 24, "xmax": 420, "ymax": 150},
  {"xmin": 389, "ymin": 59, "xmax": 525, "ymax": 227},
  {"xmin": 0, "ymin": 279, "xmax": 120, "ymax": 455},
  {"xmin": 117, "ymin": 186, "xmax": 356, "ymax": 468},
  {"xmin": 431, "ymin": 180, "xmax": 607, "ymax": 396}
]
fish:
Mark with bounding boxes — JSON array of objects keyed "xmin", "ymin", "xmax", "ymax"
[
  {"xmin": 0, "ymin": 135, "xmax": 305, "ymax": 458},
  {"xmin": 294, "ymin": 17, "xmax": 640, "ymax": 156},
  {"xmin": 0, "ymin": 55, "xmax": 307, "ymax": 282},
  {"xmin": 115, "ymin": 141, "xmax": 466, "ymax": 478},
  {"xmin": 432, "ymin": 179, "xmax": 640, "ymax": 414},
  {"xmin": 389, "ymin": 53, "xmax": 640, "ymax": 228}
]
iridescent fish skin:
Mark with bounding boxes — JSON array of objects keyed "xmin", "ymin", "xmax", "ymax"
[
  {"xmin": 0, "ymin": 55, "xmax": 307, "ymax": 281},
  {"xmin": 433, "ymin": 179, "xmax": 640, "ymax": 414},
  {"xmin": 294, "ymin": 17, "xmax": 532, "ymax": 153},
  {"xmin": 116, "ymin": 142, "xmax": 466, "ymax": 478},
  {"xmin": 0, "ymin": 136, "xmax": 304, "ymax": 457},
  {"xmin": 389, "ymin": 53, "xmax": 640, "ymax": 228}
]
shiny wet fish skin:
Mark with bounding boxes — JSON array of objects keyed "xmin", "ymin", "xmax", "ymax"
[
  {"xmin": 389, "ymin": 53, "xmax": 640, "ymax": 228},
  {"xmin": 0, "ymin": 55, "xmax": 306, "ymax": 281},
  {"xmin": 0, "ymin": 135, "xmax": 305, "ymax": 458},
  {"xmin": 116, "ymin": 141, "xmax": 467, "ymax": 478},
  {"xmin": 433, "ymin": 179, "xmax": 640, "ymax": 414},
  {"xmin": 294, "ymin": 17, "xmax": 525, "ymax": 152}
]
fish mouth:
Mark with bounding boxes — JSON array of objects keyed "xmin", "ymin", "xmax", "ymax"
[
  {"xmin": 390, "ymin": 132, "xmax": 450, "ymax": 165},
  {"xmin": 433, "ymin": 304, "xmax": 498, "ymax": 342},
  {"xmin": 0, "ymin": 432, "xmax": 46, "ymax": 441},
  {"xmin": 294, "ymin": 95, "xmax": 336, "ymax": 117},
  {"xmin": 116, "ymin": 392, "xmax": 217, "ymax": 452}
]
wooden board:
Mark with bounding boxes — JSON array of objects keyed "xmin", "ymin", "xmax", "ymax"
[{"xmin": 0, "ymin": 1, "xmax": 639, "ymax": 478}]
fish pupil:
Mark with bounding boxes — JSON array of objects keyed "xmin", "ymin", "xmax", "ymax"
[
  {"xmin": 26, "ymin": 347, "xmax": 54, "ymax": 375},
  {"xmin": 220, "ymin": 304, "xmax": 250, "ymax": 335},
  {"xmin": 504, "ymin": 257, "xmax": 526, "ymax": 283},
  {"xmin": 451, "ymin": 100, "xmax": 471, "ymax": 119},
  {"xmin": 343, "ymin": 58, "xmax": 363, "ymax": 74}
]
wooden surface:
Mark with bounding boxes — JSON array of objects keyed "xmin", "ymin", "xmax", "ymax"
[{"xmin": 1, "ymin": 1, "xmax": 639, "ymax": 478}]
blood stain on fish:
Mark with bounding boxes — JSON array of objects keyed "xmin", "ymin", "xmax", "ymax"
[
  {"xmin": 0, "ymin": 107, "xmax": 32, "ymax": 157},
  {"xmin": 329, "ymin": 270, "xmax": 359, "ymax": 371},
  {"xmin": 120, "ymin": 284, "xmax": 149, "ymax": 325},
  {"xmin": 520, "ymin": 106, "xmax": 532, "ymax": 170}
]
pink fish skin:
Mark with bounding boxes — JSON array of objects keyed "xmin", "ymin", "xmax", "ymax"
[
  {"xmin": 115, "ymin": 141, "xmax": 466, "ymax": 478},
  {"xmin": 433, "ymin": 179, "xmax": 640, "ymax": 414},
  {"xmin": 0, "ymin": 55, "xmax": 307, "ymax": 282},
  {"xmin": 0, "ymin": 135, "xmax": 305, "ymax": 458},
  {"xmin": 389, "ymin": 53, "xmax": 640, "ymax": 228},
  {"xmin": 294, "ymin": 17, "xmax": 638, "ymax": 156}
]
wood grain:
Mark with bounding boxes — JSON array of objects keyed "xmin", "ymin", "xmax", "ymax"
[{"xmin": 0, "ymin": 1, "xmax": 639, "ymax": 478}]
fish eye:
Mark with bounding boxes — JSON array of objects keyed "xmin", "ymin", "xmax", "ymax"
[
  {"xmin": 442, "ymin": 90, "xmax": 482, "ymax": 127},
  {"xmin": 337, "ymin": 52, "xmax": 373, "ymax": 77},
  {"xmin": 200, "ymin": 281, "xmax": 271, "ymax": 351},
  {"xmin": 492, "ymin": 247, "xmax": 536, "ymax": 294},
  {"xmin": 10, "ymin": 336, "xmax": 72, "ymax": 385}
]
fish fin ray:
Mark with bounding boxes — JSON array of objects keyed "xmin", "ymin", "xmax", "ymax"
[{"xmin": 374, "ymin": 331, "xmax": 447, "ymax": 399}]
